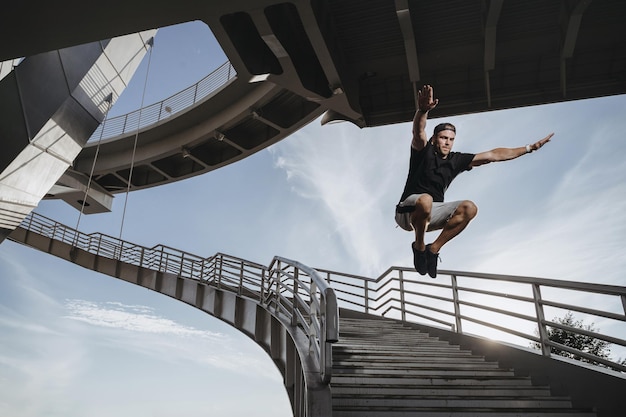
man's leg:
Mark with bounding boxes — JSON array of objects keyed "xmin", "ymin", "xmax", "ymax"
[
  {"xmin": 410, "ymin": 194, "xmax": 433, "ymax": 250},
  {"xmin": 429, "ymin": 200, "xmax": 478, "ymax": 254},
  {"xmin": 423, "ymin": 200, "xmax": 478, "ymax": 278},
  {"xmin": 409, "ymin": 194, "xmax": 433, "ymax": 275}
]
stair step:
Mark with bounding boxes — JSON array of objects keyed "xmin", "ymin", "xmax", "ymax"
[
  {"xmin": 337, "ymin": 343, "xmax": 464, "ymax": 349},
  {"xmin": 333, "ymin": 367, "xmax": 515, "ymax": 377},
  {"xmin": 336, "ymin": 341, "xmax": 462, "ymax": 348},
  {"xmin": 332, "ymin": 397, "xmax": 575, "ymax": 408},
  {"xmin": 332, "ymin": 316, "xmax": 596, "ymax": 416},
  {"xmin": 334, "ymin": 362, "xmax": 499, "ymax": 370},
  {"xmin": 332, "ymin": 408, "xmax": 596, "ymax": 417},
  {"xmin": 332, "ymin": 385, "xmax": 552, "ymax": 397},
  {"xmin": 331, "ymin": 375, "xmax": 537, "ymax": 386},
  {"xmin": 334, "ymin": 355, "xmax": 487, "ymax": 363}
]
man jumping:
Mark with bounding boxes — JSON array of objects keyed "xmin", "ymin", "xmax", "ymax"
[{"xmin": 395, "ymin": 85, "xmax": 553, "ymax": 278}]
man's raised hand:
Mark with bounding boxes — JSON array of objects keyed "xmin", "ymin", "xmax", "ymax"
[{"xmin": 417, "ymin": 84, "xmax": 439, "ymax": 113}]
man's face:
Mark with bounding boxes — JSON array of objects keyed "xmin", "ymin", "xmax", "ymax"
[{"xmin": 433, "ymin": 129, "xmax": 455, "ymax": 157}]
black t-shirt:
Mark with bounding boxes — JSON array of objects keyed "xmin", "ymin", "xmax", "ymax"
[{"xmin": 400, "ymin": 141, "xmax": 475, "ymax": 202}]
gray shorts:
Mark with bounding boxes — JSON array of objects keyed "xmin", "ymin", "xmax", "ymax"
[{"xmin": 395, "ymin": 194, "xmax": 462, "ymax": 232}]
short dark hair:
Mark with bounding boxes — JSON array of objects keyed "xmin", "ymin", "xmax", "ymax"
[{"xmin": 433, "ymin": 123, "xmax": 456, "ymax": 135}]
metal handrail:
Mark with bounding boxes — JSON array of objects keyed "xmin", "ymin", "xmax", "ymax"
[
  {"xmin": 267, "ymin": 257, "xmax": 339, "ymax": 384},
  {"xmin": 88, "ymin": 60, "xmax": 236, "ymax": 142},
  {"xmin": 15, "ymin": 211, "xmax": 626, "ymax": 373},
  {"xmin": 16, "ymin": 211, "xmax": 338, "ymax": 383},
  {"xmin": 317, "ymin": 266, "xmax": 626, "ymax": 373}
]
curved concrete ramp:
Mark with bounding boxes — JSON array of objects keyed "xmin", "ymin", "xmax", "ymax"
[
  {"xmin": 70, "ymin": 73, "xmax": 325, "ymax": 195},
  {"xmin": 9, "ymin": 212, "xmax": 337, "ymax": 417}
]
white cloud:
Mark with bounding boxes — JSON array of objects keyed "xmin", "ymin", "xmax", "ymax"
[
  {"xmin": 62, "ymin": 299, "xmax": 281, "ymax": 379},
  {"xmin": 270, "ymin": 121, "xmax": 411, "ymax": 275},
  {"xmin": 64, "ymin": 299, "xmax": 222, "ymax": 336}
]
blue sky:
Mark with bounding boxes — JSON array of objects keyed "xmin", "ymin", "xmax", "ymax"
[{"xmin": 1, "ymin": 21, "xmax": 626, "ymax": 417}]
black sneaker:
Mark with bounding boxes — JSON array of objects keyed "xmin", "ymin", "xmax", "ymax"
[
  {"xmin": 412, "ymin": 243, "xmax": 427, "ymax": 275},
  {"xmin": 425, "ymin": 244, "xmax": 439, "ymax": 278}
]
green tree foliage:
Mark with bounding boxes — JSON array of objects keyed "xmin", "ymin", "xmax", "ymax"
[{"xmin": 532, "ymin": 311, "xmax": 612, "ymax": 365}]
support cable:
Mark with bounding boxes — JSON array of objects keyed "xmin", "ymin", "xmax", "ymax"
[
  {"xmin": 119, "ymin": 36, "xmax": 155, "ymax": 240},
  {"xmin": 73, "ymin": 93, "xmax": 114, "ymax": 246}
]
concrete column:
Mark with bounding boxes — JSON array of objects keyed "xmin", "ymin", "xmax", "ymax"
[{"xmin": 0, "ymin": 30, "xmax": 156, "ymax": 243}]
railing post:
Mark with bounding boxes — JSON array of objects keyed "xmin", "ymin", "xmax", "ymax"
[
  {"xmin": 451, "ymin": 274, "xmax": 462, "ymax": 333},
  {"xmin": 178, "ymin": 253, "xmax": 185, "ymax": 277},
  {"xmin": 217, "ymin": 255, "xmax": 223, "ymax": 288},
  {"xmin": 139, "ymin": 247, "xmax": 145, "ymax": 268},
  {"xmin": 26, "ymin": 212, "xmax": 34, "ymax": 231},
  {"xmin": 364, "ymin": 280, "xmax": 370, "ymax": 314},
  {"xmin": 532, "ymin": 283, "xmax": 551, "ymax": 356},
  {"xmin": 260, "ymin": 268, "xmax": 266, "ymax": 303},
  {"xmin": 96, "ymin": 235, "xmax": 102, "ymax": 257},
  {"xmin": 158, "ymin": 248, "xmax": 164, "ymax": 273},
  {"xmin": 308, "ymin": 280, "xmax": 317, "ymax": 355},
  {"xmin": 399, "ymin": 270, "xmax": 406, "ymax": 322},
  {"xmin": 292, "ymin": 268, "xmax": 299, "ymax": 326},
  {"xmin": 117, "ymin": 241, "xmax": 123, "ymax": 261},
  {"xmin": 273, "ymin": 260, "xmax": 281, "ymax": 315},
  {"xmin": 239, "ymin": 260, "xmax": 244, "ymax": 295}
]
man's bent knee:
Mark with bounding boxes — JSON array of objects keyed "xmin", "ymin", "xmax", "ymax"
[
  {"xmin": 415, "ymin": 194, "xmax": 433, "ymax": 213},
  {"xmin": 458, "ymin": 200, "xmax": 478, "ymax": 220}
]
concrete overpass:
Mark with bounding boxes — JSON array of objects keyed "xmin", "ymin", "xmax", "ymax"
[{"xmin": 1, "ymin": 0, "xmax": 625, "ymax": 235}]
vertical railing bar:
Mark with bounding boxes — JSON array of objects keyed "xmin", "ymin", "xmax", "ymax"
[
  {"xmin": 158, "ymin": 248, "xmax": 164, "ymax": 273},
  {"xmin": 96, "ymin": 235, "xmax": 102, "ymax": 257},
  {"xmin": 274, "ymin": 261, "xmax": 281, "ymax": 315},
  {"xmin": 292, "ymin": 268, "xmax": 299, "ymax": 326},
  {"xmin": 178, "ymin": 252, "xmax": 184, "ymax": 277},
  {"xmin": 139, "ymin": 247, "xmax": 145, "ymax": 268},
  {"xmin": 451, "ymin": 274, "xmax": 462, "ymax": 333},
  {"xmin": 260, "ymin": 268, "xmax": 266, "ymax": 303},
  {"xmin": 201, "ymin": 258, "xmax": 206, "ymax": 282},
  {"xmin": 399, "ymin": 270, "xmax": 406, "ymax": 322},
  {"xmin": 217, "ymin": 255, "xmax": 223, "ymax": 288},
  {"xmin": 239, "ymin": 260, "xmax": 244, "ymax": 295},
  {"xmin": 533, "ymin": 283, "xmax": 550, "ymax": 357}
]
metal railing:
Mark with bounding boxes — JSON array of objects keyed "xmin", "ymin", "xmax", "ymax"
[
  {"xmin": 317, "ymin": 265, "xmax": 626, "ymax": 373},
  {"xmin": 15, "ymin": 211, "xmax": 626, "ymax": 374},
  {"xmin": 267, "ymin": 257, "xmax": 338, "ymax": 384},
  {"xmin": 16, "ymin": 211, "xmax": 339, "ymax": 383},
  {"xmin": 88, "ymin": 60, "xmax": 236, "ymax": 142}
]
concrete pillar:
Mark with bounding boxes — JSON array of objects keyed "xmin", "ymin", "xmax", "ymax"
[{"xmin": 0, "ymin": 30, "xmax": 156, "ymax": 242}]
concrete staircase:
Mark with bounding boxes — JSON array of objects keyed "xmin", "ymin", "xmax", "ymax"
[{"xmin": 331, "ymin": 316, "xmax": 597, "ymax": 417}]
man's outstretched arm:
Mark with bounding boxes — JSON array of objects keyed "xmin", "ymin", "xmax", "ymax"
[
  {"xmin": 412, "ymin": 85, "xmax": 439, "ymax": 150},
  {"xmin": 470, "ymin": 133, "xmax": 554, "ymax": 167}
]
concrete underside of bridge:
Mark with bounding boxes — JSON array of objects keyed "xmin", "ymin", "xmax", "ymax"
[
  {"xmin": 3, "ymin": 0, "xmax": 626, "ymax": 124},
  {"xmin": 1, "ymin": 1, "xmax": 625, "ymax": 230}
]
